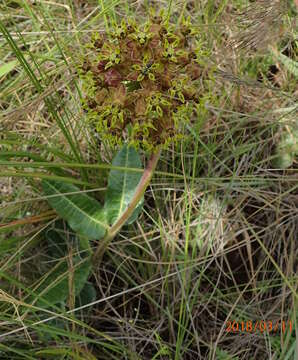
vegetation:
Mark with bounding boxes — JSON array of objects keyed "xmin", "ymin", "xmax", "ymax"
[
  {"xmin": 0, "ymin": 1, "xmax": 297, "ymax": 359},
  {"xmin": 79, "ymin": 9, "xmax": 213, "ymax": 151}
]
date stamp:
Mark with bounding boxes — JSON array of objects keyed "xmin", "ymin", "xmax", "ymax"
[{"xmin": 226, "ymin": 320, "xmax": 293, "ymax": 334}]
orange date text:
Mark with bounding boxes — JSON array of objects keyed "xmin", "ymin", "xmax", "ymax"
[{"xmin": 226, "ymin": 320, "xmax": 293, "ymax": 334}]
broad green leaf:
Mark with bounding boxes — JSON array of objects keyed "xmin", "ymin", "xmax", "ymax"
[
  {"xmin": 104, "ymin": 144, "xmax": 143, "ymax": 225},
  {"xmin": 75, "ymin": 281, "xmax": 97, "ymax": 309},
  {"xmin": 46, "ymin": 220, "xmax": 91, "ymax": 258},
  {"xmin": 0, "ymin": 60, "xmax": 17, "ymax": 77},
  {"xmin": 42, "ymin": 180, "xmax": 108, "ymax": 240},
  {"xmin": 45, "ymin": 225, "xmax": 68, "ymax": 258},
  {"xmin": 33, "ymin": 228, "xmax": 92, "ymax": 308},
  {"xmin": 34, "ymin": 256, "xmax": 92, "ymax": 308}
]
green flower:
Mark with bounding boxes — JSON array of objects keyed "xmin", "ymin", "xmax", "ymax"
[{"xmin": 78, "ymin": 8, "xmax": 213, "ymax": 151}]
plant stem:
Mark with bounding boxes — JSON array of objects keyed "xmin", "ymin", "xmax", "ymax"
[{"xmin": 92, "ymin": 148, "xmax": 161, "ymax": 264}]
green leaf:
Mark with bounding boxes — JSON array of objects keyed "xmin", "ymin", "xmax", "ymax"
[
  {"xmin": 104, "ymin": 144, "xmax": 143, "ymax": 225},
  {"xmin": 29, "ymin": 226, "xmax": 93, "ymax": 329},
  {"xmin": 33, "ymin": 256, "xmax": 92, "ymax": 308},
  {"xmin": 32, "ymin": 227, "xmax": 92, "ymax": 308},
  {"xmin": 42, "ymin": 180, "xmax": 108, "ymax": 240},
  {"xmin": 45, "ymin": 224, "xmax": 69, "ymax": 258},
  {"xmin": 0, "ymin": 60, "xmax": 17, "ymax": 77},
  {"xmin": 75, "ymin": 282, "xmax": 97, "ymax": 309}
]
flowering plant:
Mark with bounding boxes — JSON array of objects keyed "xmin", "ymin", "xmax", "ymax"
[
  {"xmin": 79, "ymin": 9, "xmax": 210, "ymax": 151},
  {"xmin": 42, "ymin": 10, "xmax": 214, "ymax": 280}
]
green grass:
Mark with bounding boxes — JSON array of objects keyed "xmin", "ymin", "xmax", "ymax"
[{"xmin": 0, "ymin": 0, "xmax": 297, "ymax": 359}]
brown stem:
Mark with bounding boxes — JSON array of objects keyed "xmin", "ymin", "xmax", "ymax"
[{"xmin": 92, "ymin": 148, "xmax": 161, "ymax": 264}]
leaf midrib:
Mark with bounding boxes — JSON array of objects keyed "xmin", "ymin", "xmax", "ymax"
[
  {"xmin": 46, "ymin": 181, "xmax": 109, "ymax": 230},
  {"xmin": 116, "ymin": 146, "xmax": 129, "ymax": 221}
]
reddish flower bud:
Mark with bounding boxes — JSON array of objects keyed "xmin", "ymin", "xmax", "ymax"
[{"xmin": 104, "ymin": 69, "xmax": 122, "ymax": 87}]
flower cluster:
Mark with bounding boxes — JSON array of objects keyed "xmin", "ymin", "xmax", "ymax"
[{"xmin": 79, "ymin": 9, "xmax": 211, "ymax": 151}]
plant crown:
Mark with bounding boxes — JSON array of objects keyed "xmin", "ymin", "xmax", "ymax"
[{"xmin": 79, "ymin": 9, "xmax": 212, "ymax": 151}]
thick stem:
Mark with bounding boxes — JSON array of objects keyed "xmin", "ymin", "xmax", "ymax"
[{"xmin": 92, "ymin": 148, "xmax": 161, "ymax": 264}]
